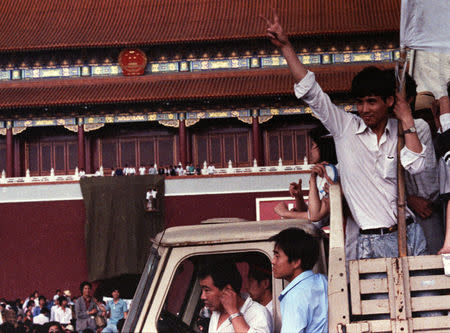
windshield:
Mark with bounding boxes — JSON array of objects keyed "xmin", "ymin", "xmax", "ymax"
[{"xmin": 122, "ymin": 246, "xmax": 161, "ymax": 333}]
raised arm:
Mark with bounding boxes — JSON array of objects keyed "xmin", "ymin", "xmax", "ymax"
[
  {"xmin": 394, "ymin": 93, "xmax": 424, "ymax": 154},
  {"xmin": 290, "ymin": 179, "xmax": 308, "ymax": 212},
  {"xmin": 262, "ymin": 11, "xmax": 307, "ymax": 83},
  {"xmin": 308, "ymin": 164, "xmax": 332, "ymax": 222}
]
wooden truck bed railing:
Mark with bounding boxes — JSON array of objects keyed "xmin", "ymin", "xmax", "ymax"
[{"xmin": 328, "ymin": 184, "xmax": 450, "ymax": 333}]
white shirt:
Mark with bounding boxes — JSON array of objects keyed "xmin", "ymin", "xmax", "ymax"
[
  {"xmin": 139, "ymin": 167, "xmax": 146, "ymax": 175},
  {"xmin": 54, "ymin": 306, "xmax": 72, "ymax": 324},
  {"xmin": 405, "ymin": 120, "xmax": 439, "ymax": 201},
  {"xmin": 50, "ymin": 305, "xmax": 59, "ymax": 321},
  {"xmin": 33, "ymin": 313, "xmax": 49, "ymax": 325},
  {"xmin": 265, "ymin": 301, "xmax": 273, "ymax": 318},
  {"xmin": 294, "ymin": 71, "xmax": 428, "ymax": 229},
  {"xmin": 207, "ymin": 165, "xmax": 216, "ymax": 175},
  {"xmin": 208, "ymin": 296, "xmax": 272, "ymax": 333}
]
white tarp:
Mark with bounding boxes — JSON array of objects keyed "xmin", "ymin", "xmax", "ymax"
[{"xmin": 400, "ymin": 0, "xmax": 450, "ymax": 54}]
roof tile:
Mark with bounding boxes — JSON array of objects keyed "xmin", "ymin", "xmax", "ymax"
[
  {"xmin": 0, "ymin": 64, "xmax": 395, "ymax": 109},
  {"xmin": 0, "ymin": 0, "xmax": 400, "ymax": 52}
]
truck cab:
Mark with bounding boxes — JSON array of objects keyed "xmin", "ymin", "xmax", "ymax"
[{"xmin": 122, "ymin": 219, "xmax": 327, "ymax": 333}]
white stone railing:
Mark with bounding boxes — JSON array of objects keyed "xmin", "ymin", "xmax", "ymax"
[{"xmin": 0, "ymin": 159, "xmax": 313, "ymax": 185}]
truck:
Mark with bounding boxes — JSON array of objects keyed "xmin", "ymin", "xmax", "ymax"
[{"xmin": 123, "ymin": 185, "xmax": 450, "ymax": 333}]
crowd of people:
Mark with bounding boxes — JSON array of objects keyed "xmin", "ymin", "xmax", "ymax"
[
  {"xmin": 0, "ymin": 283, "xmax": 128, "ymax": 333},
  {"xmin": 109, "ymin": 162, "xmax": 216, "ymax": 177}
]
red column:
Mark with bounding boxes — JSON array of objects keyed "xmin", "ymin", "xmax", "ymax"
[
  {"xmin": 252, "ymin": 111, "xmax": 263, "ymax": 166},
  {"xmin": 6, "ymin": 122, "xmax": 13, "ymax": 177},
  {"xmin": 78, "ymin": 122, "xmax": 86, "ymax": 171},
  {"xmin": 179, "ymin": 114, "xmax": 187, "ymax": 167}
]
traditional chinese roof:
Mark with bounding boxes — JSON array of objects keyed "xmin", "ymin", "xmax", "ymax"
[
  {"xmin": 0, "ymin": 64, "xmax": 395, "ymax": 110},
  {"xmin": 0, "ymin": 0, "xmax": 400, "ymax": 52}
]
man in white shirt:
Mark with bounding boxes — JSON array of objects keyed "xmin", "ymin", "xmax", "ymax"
[
  {"xmin": 199, "ymin": 261, "xmax": 272, "ymax": 333},
  {"xmin": 247, "ymin": 262, "xmax": 273, "ymax": 318},
  {"xmin": 54, "ymin": 296, "xmax": 72, "ymax": 326},
  {"xmin": 207, "ymin": 163, "xmax": 216, "ymax": 175},
  {"xmin": 139, "ymin": 165, "xmax": 146, "ymax": 175},
  {"xmin": 264, "ymin": 12, "xmax": 430, "ymax": 259},
  {"xmin": 33, "ymin": 307, "xmax": 50, "ymax": 325}
]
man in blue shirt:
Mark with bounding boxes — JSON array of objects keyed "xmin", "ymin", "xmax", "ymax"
[
  {"xmin": 103, "ymin": 288, "xmax": 128, "ymax": 333},
  {"xmin": 270, "ymin": 228, "xmax": 328, "ymax": 333}
]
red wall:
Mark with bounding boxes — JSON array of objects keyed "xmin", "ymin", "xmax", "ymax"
[
  {"xmin": 0, "ymin": 189, "xmax": 295, "ymax": 300},
  {"xmin": 165, "ymin": 191, "xmax": 290, "ymax": 227},
  {"xmin": 0, "ymin": 200, "xmax": 88, "ymax": 300}
]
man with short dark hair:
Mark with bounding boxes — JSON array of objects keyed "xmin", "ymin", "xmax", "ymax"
[
  {"xmin": 263, "ymin": 12, "xmax": 431, "ymax": 260},
  {"xmin": 247, "ymin": 262, "xmax": 273, "ymax": 317},
  {"xmin": 102, "ymin": 288, "xmax": 128, "ymax": 333},
  {"xmin": 33, "ymin": 306, "xmax": 50, "ymax": 325},
  {"xmin": 270, "ymin": 228, "xmax": 327, "ymax": 333},
  {"xmin": 198, "ymin": 261, "xmax": 272, "ymax": 333}
]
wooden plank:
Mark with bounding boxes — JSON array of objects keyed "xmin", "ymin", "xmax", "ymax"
[
  {"xmin": 386, "ymin": 258, "xmax": 397, "ymax": 319},
  {"xmin": 349, "ymin": 260, "xmax": 362, "ymax": 315},
  {"xmin": 328, "ymin": 249, "xmax": 350, "ymax": 331},
  {"xmin": 407, "ymin": 255, "xmax": 443, "ymax": 270},
  {"xmin": 355, "ymin": 258, "xmax": 388, "ymax": 274},
  {"xmin": 411, "ymin": 295, "xmax": 450, "ymax": 312},
  {"xmin": 361, "ymin": 299, "xmax": 390, "ymax": 315},
  {"xmin": 345, "ymin": 322, "xmax": 371, "ymax": 333},
  {"xmin": 400, "ymin": 257, "xmax": 413, "ymax": 320},
  {"xmin": 409, "ymin": 275, "xmax": 450, "ymax": 291},
  {"xmin": 412, "ymin": 316, "xmax": 450, "ymax": 331},
  {"xmin": 360, "ymin": 277, "xmax": 388, "ymax": 294},
  {"xmin": 347, "ymin": 319, "xmax": 392, "ymax": 332},
  {"xmin": 329, "ymin": 184, "xmax": 344, "ymax": 249},
  {"xmin": 328, "ymin": 184, "xmax": 350, "ymax": 332}
]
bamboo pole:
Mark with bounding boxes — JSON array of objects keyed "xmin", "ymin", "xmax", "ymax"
[{"xmin": 396, "ymin": 49, "xmax": 408, "ymax": 258}]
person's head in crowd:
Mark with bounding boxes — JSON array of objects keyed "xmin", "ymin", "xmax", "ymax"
[
  {"xmin": 64, "ymin": 324, "xmax": 75, "ymax": 333},
  {"xmin": 40, "ymin": 307, "xmax": 50, "ymax": 317},
  {"xmin": 57, "ymin": 296, "xmax": 68, "ymax": 309},
  {"xmin": 351, "ymin": 66, "xmax": 396, "ymax": 131},
  {"xmin": 17, "ymin": 314, "xmax": 24, "ymax": 323},
  {"xmin": 46, "ymin": 321, "xmax": 63, "ymax": 333},
  {"xmin": 54, "ymin": 290, "xmax": 62, "ymax": 299},
  {"xmin": 25, "ymin": 309, "xmax": 33, "ymax": 319},
  {"xmin": 15, "ymin": 298, "xmax": 23, "ymax": 307},
  {"xmin": 111, "ymin": 288, "xmax": 121, "ymax": 300},
  {"xmin": 198, "ymin": 261, "xmax": 242, "ymax": 312},
  {"xmin": 38, "ymin": 296, "xmax": 46, "ymax": 308},
  {"xmin": 308, "ymin": 123, "xmax": 338, "ymax": 164},
  {"xmin": 247, "ymin": 260, "xmax": 272, "ymax": 306},
  {"xmin": 270, "ymin": 228, "xmax": 319, "ymax": 282},
  {"xmin": 26, "ymin": 301, "xmax": 35, "ymax": 312},
  {"xmin": 79, "ymin": 281, "xmax": 92, "ymax": 298}
]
